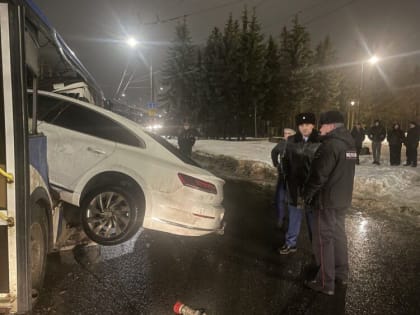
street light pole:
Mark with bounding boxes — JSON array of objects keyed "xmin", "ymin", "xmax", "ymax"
[
  {"xmin": 357, "ymin": 55, "xmax": 379, "ymax": 123},
  {"xmin": 150, "ymin": 63, "xmax": 153, "ymax": 103},
  {"xmin": 125, "ymin": 37, "xmax": 154, "ymax": 104},
  {"xmin": 254, "ymin": 103, "xmax": 257, "ymax": 138},
  {"xmin": 357, "ymin": 61, "xmax": 364, "ymax": 123}
]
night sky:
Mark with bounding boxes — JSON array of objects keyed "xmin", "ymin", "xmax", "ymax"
[{"xmin": 33, "ymin": 0, "xmax": 420, "ymax": 102}]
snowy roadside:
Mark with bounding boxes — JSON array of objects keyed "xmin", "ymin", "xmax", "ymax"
[{"xmin": 171, "ymin": 138, "xmax": 420, "ymax": 224}]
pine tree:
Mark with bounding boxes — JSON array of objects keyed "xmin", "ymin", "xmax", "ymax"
[
  {"xmin": 221, "ymin": 14, "xmax": 241, "ymax": 138},
  {"xmin": 278, "ymin": 16, "xmax": 314, "ymax": 127},
  {"xmin": 311, "ymin": 36, "xmax": 341, "ymax": 116},
  {"xmin": 202, "ymin": 27, "xmax": 226, "ymax": 138},
  {"xmin": 161, "ymin": 20, "xmax": 197, "ymax": 124},
  {"xmin": 261, "ymin": 35, "xmax": 281, "ymax": 135},
  {"xmin": 237, "ymin": 7, "xmax": 266, "ymax": 137}
]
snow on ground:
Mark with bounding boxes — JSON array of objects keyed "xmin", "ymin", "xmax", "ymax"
[{"xmin": 170, "ymin": 138, "xmax": 420, "ymax": 223}]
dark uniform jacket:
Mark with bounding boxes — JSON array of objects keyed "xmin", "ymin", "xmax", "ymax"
[
  {"xmin": 283, "ymin": 130, "xmax": 320, "ymax": 206},
  {"xmin": 405, "ymin": 125, "xmax": 420, "ymax": 147},
  {"xmin": 178, "ymin": 129, "xmax": 196, "ymax": 150},
  {"xmin": 303, "ymin": 127, "xmax": 356, "ymax": 210},
  {"xmin": 368, "ymin": 124, "xmax": 386, "ymax": 142},
  {"xmin": 350, "ymin": 127, "xmax": 365, "ymax": 148},
  {"xmin": 387, "ymin": 126, "xmax": 405, "ymax": 146}
]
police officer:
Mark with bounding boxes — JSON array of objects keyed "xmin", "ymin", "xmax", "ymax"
[
  {"xmin": 303, "ymin": 111, "xmax": 356, "ymax": 295},
  {"xmin": 279, "ymin": 113, "xmax": 320, "ymax": 254},
  {"xmin": 178, "ymin": 121, "xmax": 197, "ymax": 157}
]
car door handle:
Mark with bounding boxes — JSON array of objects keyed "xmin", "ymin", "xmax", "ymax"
[{"xmin": 87, "ymin": 147, "xmax": 106, "ymax": 155}]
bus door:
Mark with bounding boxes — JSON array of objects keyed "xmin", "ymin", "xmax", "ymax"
[{"xmin": 0, "ymin": 1, "xmax": 31, "ymax": 313}]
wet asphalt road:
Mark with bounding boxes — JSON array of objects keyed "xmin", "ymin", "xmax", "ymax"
[{"xmin": 33, "ymin": 179, "xmax": 420, "ymax": 315}]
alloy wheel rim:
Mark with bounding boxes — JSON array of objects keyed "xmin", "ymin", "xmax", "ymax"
[{"xmin": 86, "ymin": 192, "xmax": 132, "ymax": 239}]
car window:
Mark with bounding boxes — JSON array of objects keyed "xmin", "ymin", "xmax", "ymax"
[
  {"xmin": 31, "ymin": 94, "xmax": 145, "ymax": 148},
  {"xmin": 28, "ymin": 93, "xmax": 69, "ymax": 123},
  {"xmin": 145, "ymin": 131, "xmax": 201, "ymax": 168}
]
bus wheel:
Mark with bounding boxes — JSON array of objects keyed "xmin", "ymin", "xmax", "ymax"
[
  {"xmin": 30, "ymin": 203, "xmax": 48, "ymax": 300},
  {"xmin": 80, "ymin": 185, "xmax": 144, "ymax": 246}
]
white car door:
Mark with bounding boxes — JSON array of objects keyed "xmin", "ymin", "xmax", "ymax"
[{"xmin": 36, "ymin": 95, "xmax": 116, "ymax": 190}]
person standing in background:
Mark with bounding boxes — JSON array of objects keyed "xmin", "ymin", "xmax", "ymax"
[
  {"xmin": 178, "ymin": 121, "xmax": 197, "ymax": 157},
  {"xmin": 387, "ymin": 123, "xmax": 405, "ymax": 166},
  {"xmin": 368, "ymin": 120, "xmax": 386, "ymax": 165},
  {"xmin": 404, "ymin": 121, "xmax": 419, "ymax": 167}
]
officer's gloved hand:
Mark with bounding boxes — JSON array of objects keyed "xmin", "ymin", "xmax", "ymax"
[{"xmin": 304, "ymin": 196, "xmax": 314, "ymax": 208}]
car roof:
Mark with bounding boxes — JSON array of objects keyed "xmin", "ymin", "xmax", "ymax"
[
  {"xmin": 33, "ymin": 90, "xmax": 215, "ymax": 177},
  {"xmin": 36, "ymin": 90, "xmax": 145, "ymax": 134}
]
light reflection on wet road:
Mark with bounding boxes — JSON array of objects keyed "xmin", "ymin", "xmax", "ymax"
[{"xmin": 34, "ymin": 179, "xmax": 420, "ymax": 315}]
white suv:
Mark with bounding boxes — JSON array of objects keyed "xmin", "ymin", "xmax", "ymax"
[{"xmin": 31, "ymin": 91, "xmax": 225, "ymax": 245}]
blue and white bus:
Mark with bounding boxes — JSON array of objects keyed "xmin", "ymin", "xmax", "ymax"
[{"xmin": 0, "ymin": 1, "xmax": 104, "ymax": 313}]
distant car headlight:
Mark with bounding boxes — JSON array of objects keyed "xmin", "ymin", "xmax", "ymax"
[{"xmin": 146, "ymin": 124, "xmax": 163, "ymax": 130}]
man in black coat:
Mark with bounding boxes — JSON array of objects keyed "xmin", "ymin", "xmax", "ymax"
[
  {"xmin": 279, "ymin": 113, "xmax": 321, "ymax": 255},
  {"xmin": 404, "ymin": 121, "xmax": 420, "ymax": 167},
  {"xmin": 303, "ymin": 111, "xmax": 356, "ymax": 296},
  {"xmin": 350, "ymin": 123, "xmax": 365, "ymax": 164},
  {"xmin": 368, "ymin": 120, "xmax": 386, "ymax": 165},
  {"xmin": 387, "ymin": 123, "xmax": 405, "ymax": 166},
  {"xmin": 178, "ymin": 122, "xmax": 196, "ymax": 157}
]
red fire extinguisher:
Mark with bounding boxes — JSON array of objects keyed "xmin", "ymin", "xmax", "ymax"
[{"xmin": 173, "ymin": 301, "xmax": 207, "ymax": 315}]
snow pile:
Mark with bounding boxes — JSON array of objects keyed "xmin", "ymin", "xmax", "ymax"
[
  {"xmin": 353, "ymin": 147, "xmax": 420, "ymax": 219},
  {"xmin": 169, "ymin": 138, "xmax": 420, "ymax": 222},
  {"xmin": 167, "ymin": 137, "xmax": 419, "ymax": 220}
]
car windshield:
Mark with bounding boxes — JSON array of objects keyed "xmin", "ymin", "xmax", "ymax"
[{"xmin": 144, "ymin": 131, "xmax": 201, "ymax": 168}]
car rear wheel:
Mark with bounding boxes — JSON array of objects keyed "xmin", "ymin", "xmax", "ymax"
[
  {"xmin": 30, "ymin": 203, "xmax": 48, "ymax": 302},
  {"xmin": 80, "ymin": 185, "xmax": 143, "ymax": 246}
]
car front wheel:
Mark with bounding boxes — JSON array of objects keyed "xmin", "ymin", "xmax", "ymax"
[{"xmin": 80, "ymin": 185, "xmax": 143, "ymax": 246}]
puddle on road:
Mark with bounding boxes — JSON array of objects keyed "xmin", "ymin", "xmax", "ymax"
[{"xmin": 57, "ymin": 228, "xmax": 144, "ymax": 265}]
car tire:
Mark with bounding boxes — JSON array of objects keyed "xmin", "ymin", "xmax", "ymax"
[
  {"xmin": 80, "ymin": 185, "xmax": 144, "ymax": 246},
  {"xmin": 30, "ymin": 203, "xmax": 48, "ymax": 298}
]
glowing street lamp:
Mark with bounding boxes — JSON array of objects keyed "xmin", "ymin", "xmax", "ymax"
[
  {"xmin": 348, "ymin": 101, "xmax": 356, "ymax": 128},
  {"xmin": 125, "ymin": 37, "xmax": 154, "ymax": 105},
  {"xmin": 358, "ymin": 54, "xmax": 381, "ymax": 121},
  {"xmin": 369, "ymin": 55, "xmax": 379, "ymax": 65},
  {"xmin": 126, "ymin": 37, "xmax": 139, "ymax": 48}
]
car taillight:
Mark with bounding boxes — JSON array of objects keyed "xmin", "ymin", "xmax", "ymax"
[{"xmin": 178, "ymin": 173, "xmax": 217, "ymax": 194}]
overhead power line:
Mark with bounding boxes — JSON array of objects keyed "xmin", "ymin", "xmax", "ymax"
[
  {"xmin": 139, "ymin": 0, "xmax": 246, "ymax": 26},
  {"xmin": 262, "ymin": 0, "xmax": 361, "ymax": 32},
  {"xmin": 302, "ymin": 0, "xmax": 361, "ymax": 26}
]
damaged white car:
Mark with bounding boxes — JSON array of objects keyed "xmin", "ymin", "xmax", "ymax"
[{"xmin": 30, "ymin": 90, "xmax": 225, "ymax": 245}]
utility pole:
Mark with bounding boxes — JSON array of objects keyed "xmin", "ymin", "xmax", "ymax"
[{"xmin": 254, "ymin": 103, "xmax": 257, "ymax": 138}]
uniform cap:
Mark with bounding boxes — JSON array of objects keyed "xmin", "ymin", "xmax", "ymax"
[
  {"xmin": 295, "ymin": 112, "xmax": 316, "ymax": 126},
  {"xmin": 319, "ymin": 111, "xmax": 345, "ymax": 125}
]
